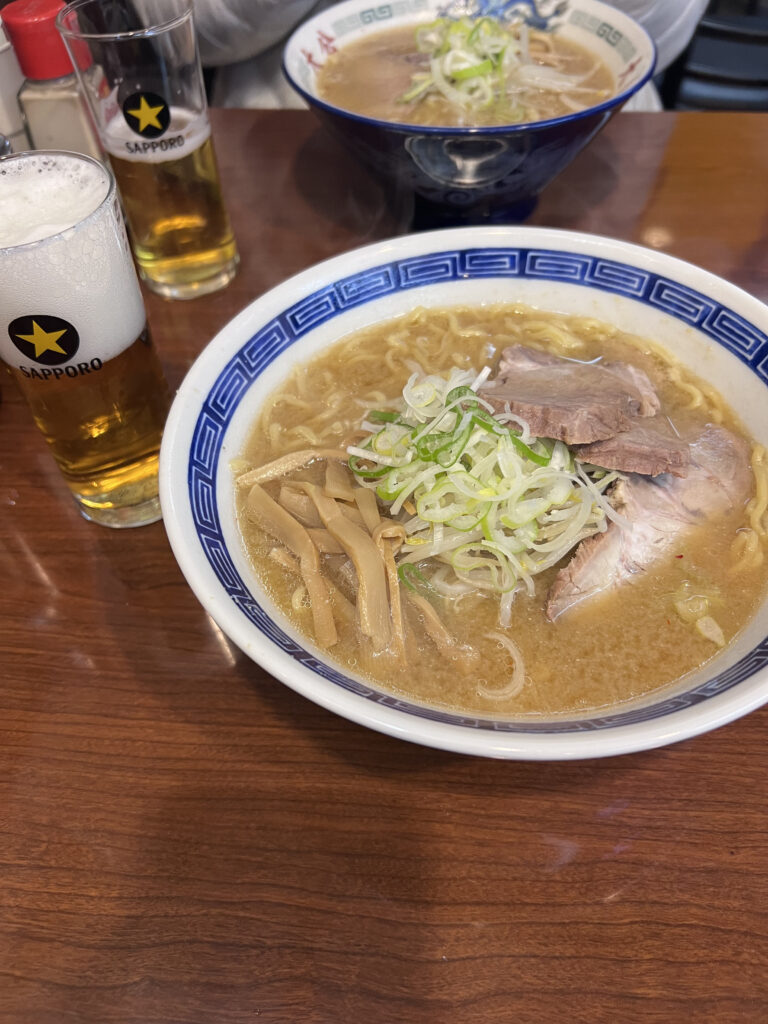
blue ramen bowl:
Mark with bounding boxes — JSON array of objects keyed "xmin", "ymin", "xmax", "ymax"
[
  {"xmin": 282, "ymin": 0, "xmax": 656, "ymax": 225},
  {"xmin": 159, "ymin": 226, "xmax": 768, "ymax": 760}
]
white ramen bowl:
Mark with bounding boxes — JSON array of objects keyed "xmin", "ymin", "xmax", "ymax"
[{"xmin": 160, "ymin": 227, "xmax": 768, "ymax": 760}]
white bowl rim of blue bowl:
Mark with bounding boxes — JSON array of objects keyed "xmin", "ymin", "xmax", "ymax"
[
  {"xmin": 159, "ymin": 225, "xmax": 768, "ymax": 760},
  {"xmin": 282, "ymin": 0, "xmax": 657, "ymax": 137}
]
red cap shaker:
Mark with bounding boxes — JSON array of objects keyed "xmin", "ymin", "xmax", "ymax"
[{"xmin": 1, "ymin": 0, "xmax": 85, "ymax": 79}]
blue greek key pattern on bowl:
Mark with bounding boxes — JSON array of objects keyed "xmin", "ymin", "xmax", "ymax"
[{"xmin": 188, "ymin": 246, "xmax": 768, "ymax": 733}]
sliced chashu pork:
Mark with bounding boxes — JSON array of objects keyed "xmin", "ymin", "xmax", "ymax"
[
  {"xmin": 496, "ymin": 344, "xmax": 661, "ymax": 416},
  {"xmin": 545, "ymin": 425, "xmax": 752, "ymax": 621},
  {"xmin": 485, "ymin": 344, "xmax": 687, "ymax": 474},
  {"xmin": 574, "ymin": 417, "xmax": 691, "ymax": 478},
  {"xmin": 481, "ymin": 345, "xmax": 660, "ymax": 445}
]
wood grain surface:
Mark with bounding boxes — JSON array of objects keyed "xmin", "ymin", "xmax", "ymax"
[{"xmin": 1, "ymin": 110, "xmax": 768, "ymax": 1024}]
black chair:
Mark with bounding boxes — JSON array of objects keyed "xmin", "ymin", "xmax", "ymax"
[{"xmin": 659, "ymin": 2, "xmax": 768, "ymax": 110}]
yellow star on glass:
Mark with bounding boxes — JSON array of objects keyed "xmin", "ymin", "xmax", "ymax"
[
  {"xmin": 15, "ymin": 321, "xmax": 67, "ymax": 358},
  {"xmin": 126, "ymin": 95, "xmax": 165, "ymax": 133}
]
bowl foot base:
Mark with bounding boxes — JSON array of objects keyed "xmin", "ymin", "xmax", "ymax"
[{"xmin": 411, "ymin": 193, "xmax": 538, "ymax": 230}]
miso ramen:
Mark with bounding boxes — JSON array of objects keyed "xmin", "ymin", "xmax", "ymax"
[
  {"xmin": 316, "ymin": 18, "xmax": 616, "ymax": 128},
  {"xmin": 234, "ymin": 305, "xmax": 768, "ymax": 718}
]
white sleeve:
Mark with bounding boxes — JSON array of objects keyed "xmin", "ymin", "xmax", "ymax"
[
  {"xmin": 604, "ymin": 0, "xmax": 709, "ymax": 73},
  {"xmin": 192, "ymin": 0, "xmax": 325, "ymax": 67}
]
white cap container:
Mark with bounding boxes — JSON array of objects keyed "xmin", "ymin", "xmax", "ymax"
[{"xmin": 0, "ymin": 19, "xmax": 30, "ymax": 150}]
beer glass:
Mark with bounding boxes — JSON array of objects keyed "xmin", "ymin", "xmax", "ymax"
[
  {"xmin": 0, "ymin": 150, "xmax": 169, "ymax": 527},
  {"xmin": 57, "ymin": 0, "xmax": 238, "ymax": 301}
]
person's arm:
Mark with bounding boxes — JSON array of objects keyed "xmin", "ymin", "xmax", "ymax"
[
  {"xmin": 193, "ymin": 0, "xmax": 324, "ymax": 67},
  {"xmin": 605, "ymin": 0, "xmax": 709, "ymax": 73}
]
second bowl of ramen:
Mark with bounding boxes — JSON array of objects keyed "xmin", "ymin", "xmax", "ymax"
[
  {"xmin": 160, "ymin": 226, "xmax": 768, "ymax": 760},
  {"xmin": 283, "ymin": 0, "xmax": 655, "ymax": 224}
]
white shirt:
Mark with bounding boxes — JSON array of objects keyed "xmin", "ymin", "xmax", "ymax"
[{"xmin": 609, "ymin": 0, "xmax": 709, "ymax": 72}]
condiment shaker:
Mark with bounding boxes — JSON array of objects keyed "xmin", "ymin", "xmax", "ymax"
[{"xmin": 1, "ymin": 0, "xmax": 102, "ymax": 159}]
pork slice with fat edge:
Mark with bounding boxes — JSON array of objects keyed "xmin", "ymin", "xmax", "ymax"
[{"xmin": 545, "ymin": 425, "xmax": 752, "ymax": 620}]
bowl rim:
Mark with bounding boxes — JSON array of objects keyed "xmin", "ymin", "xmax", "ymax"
[
  {"xmin": 159, "ymin": 225, "xmax": 768, "ymax": 761},
  {"xmin": 282, "ymin": 0, "xmax": 657, "ymax": 137}
]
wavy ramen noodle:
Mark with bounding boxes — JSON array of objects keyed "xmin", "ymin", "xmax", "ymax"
[{"xmin": 235, "ymin": 305, "xmax": 768, "ymax": 718}]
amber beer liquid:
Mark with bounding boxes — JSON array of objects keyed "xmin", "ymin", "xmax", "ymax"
[
  {"xmin": 57, "ymin": 0, "xmax": 239, "ymax": 301},
  {"xmin": 0, "ymin": 152, "xmax": 169, "ymax": 528},
  {"xmin": 103, "ymin": 110, "xmax": 238, "ymax": 300}
]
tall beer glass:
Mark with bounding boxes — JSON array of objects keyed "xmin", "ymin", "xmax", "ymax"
[
  {"xmin": 0, "ymin": 151, "xmax": 169, "ymax": 527},
  {"xmin": 57, "ymin": 0, "xmax": 238, "ymax": 301}
]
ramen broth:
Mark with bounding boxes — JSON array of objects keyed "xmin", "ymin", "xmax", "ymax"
[
  {"xmin": 235, "ymin": 306, "xmax": 767, "ymax": 718},
  {"xmin": 316, "ymin": 22, "xmax": 615, "ymax": 127}
]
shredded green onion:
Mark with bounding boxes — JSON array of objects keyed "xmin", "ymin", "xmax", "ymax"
[
  {"xmin": 397, "ymin": 563, "xmax": 434, "ymax": 596},
  {"xmin": 452, "ymin": 59, "xmax": 494, "ymax": 81},
  {"xmin": 348, "ymin": 366, "xmax": 620, "ymax": 625},
  {"xmin": 368, "ymin": 409, "xmax": 402, "ymax": 424},
  {"xmin": 398, "ymin": 14, "xmax": 606, "ymax": 120},
  {"xmin": 399, "ymin": 15, "xmax": 522, "ymax": 111}
]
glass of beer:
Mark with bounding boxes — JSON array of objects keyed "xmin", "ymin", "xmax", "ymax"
[
  {"xmin": 0, "ymin": 150, "xmax": 170, "ymax": 527},
  {"xmin": 56, "ymin": 0, "xmax": 238, "ymax": 301}
]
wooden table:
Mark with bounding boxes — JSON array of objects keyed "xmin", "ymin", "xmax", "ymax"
[{"xmin": 2, "ymin": 111, "xmax": 768, "ymax": 1023}]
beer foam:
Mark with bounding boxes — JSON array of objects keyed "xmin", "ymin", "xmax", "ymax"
[
  {"xmin": 102, "ymin": 108, "xmax": 211, "ymax": 164},
  {"xmin": 0, "ymin": 153, "xmax": 146, "ymax": 368},
  {"xmin": 0, "ymin": 153, "xmax": 110, "ymax": 247}
]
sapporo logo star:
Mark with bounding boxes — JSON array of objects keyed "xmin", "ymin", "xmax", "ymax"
[
  {"xmin": 122, "ymin": 90, "xmax": 170, "ymax": 139},
  {"xmin": 127, "ymin": 95, "xmax": 163, "ymax": 132},
  {"xmin": 8, "ymin": 314, "xmax": 80, "ymax": 366},
  {"xmin": 17, "ymin": 321, "xmax": 67, "ymax": 358}
]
